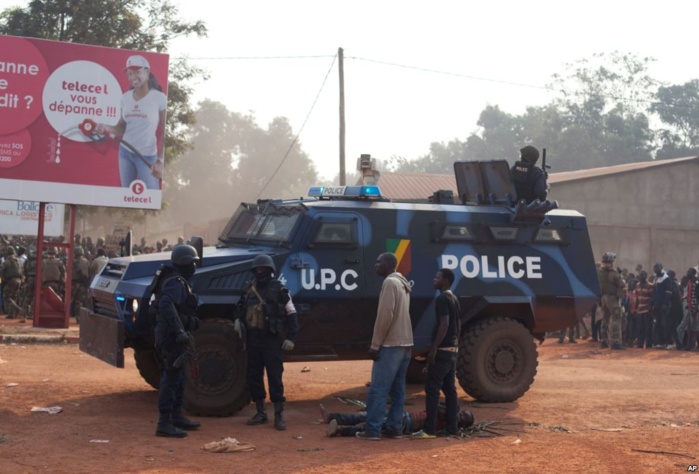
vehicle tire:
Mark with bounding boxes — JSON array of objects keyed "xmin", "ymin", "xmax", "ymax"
[
  {"xmin": 133, "ymin": 347, "xmax": 160, "ymax": 390},
  {"xmin": 183, "ymin": 319, "xmax": 250, "ymax": 417},
  {"xmin": 456, "ymin": 317, "xmax": 537, "ymax": 402}
]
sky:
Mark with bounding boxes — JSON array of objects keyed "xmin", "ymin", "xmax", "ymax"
[{"xmin": 3, "ymin": 0, "xmax": 699, "ymax": 182}]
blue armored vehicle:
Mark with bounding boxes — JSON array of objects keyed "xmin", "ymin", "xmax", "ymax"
[{"xmin": 80, "ymin": 160, "xmax": 600, "ymax": 416}]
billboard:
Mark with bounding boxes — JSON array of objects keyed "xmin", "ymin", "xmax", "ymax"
[
  {"xmin": 0, "ymin": 199, "xmax": 65, "ymax": 236},
  {"xmin": 0, "ymin": 35, "xmax": 169, "ymax": 209}
]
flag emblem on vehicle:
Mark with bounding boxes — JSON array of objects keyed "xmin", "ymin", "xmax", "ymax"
[{"xmin": 386, "ymin": 239, "xmax": 411, "ymax": 276}]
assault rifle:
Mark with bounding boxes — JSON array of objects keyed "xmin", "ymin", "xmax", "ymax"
[
  {"xmin": 173, "ymin": 331, "xmax": 199, "ymax": 379},
  {"xmin": 542, "ymin": 148, "xmax": 551, "ymax": 179}
]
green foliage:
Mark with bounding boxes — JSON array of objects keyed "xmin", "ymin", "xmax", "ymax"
[
  {"xmin": 166, "ymin": 100, "xmax": 318, "ymax": 225},
  {"xmin": 391, "ymin": 52, "xmax": 659, "ymax": 173},
  {"xmin": 652, "ymin": 80, "xmax": 699, "ymax": 158}
]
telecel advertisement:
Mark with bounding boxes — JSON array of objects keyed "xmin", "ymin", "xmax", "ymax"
[{"xmin": 0, "ymin": 35, "xmax": 169, "ymax": 210}]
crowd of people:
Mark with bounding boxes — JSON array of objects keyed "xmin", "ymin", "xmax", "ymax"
[
  {"xmin": 557, "ymin": 255, "xmax": 699, "ymax": 352},
  {"xmin": 0, "ymin": 233, "xmax": 181, "ymax": 321}
]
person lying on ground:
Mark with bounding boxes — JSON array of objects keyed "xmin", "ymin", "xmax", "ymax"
[{"xmin": 320, "ymin": 403, "xmax": 474, "ymax": 438}]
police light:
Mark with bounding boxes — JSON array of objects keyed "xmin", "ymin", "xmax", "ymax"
[
  {"xmin": 308, "ymin": 185, "xmax": 382, "ymax": 198},
  {"xmin": 490, "ymin": 227, "xmax": 519, "ymax": 241},
  {"xmin": 115, "ymin": 295, "xmax": 126, "ymax": 302}
]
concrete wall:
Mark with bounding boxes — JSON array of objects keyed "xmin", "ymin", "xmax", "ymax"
[{"xmin": 550, "ymin": 159, "xmax": 699, "ymax": 274}]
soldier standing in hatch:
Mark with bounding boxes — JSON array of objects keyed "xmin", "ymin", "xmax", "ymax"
[
  {"xmin": 234, "ymin": 255, "xmax": 299, "ymax": 431},
  {"xmin": 70, "ymin": 247, "xmax": 90, "ymax": 319},
  {"xmin": 1, "ymin": 247, "xmax": 23, "ymax": 319},
  {"xmin": 510, "ymin": 145, "xmax": 548, "ymax": 204},
  {"xmin": 598, "ymin": 252, "xmax": 626, "ymax": 350}
]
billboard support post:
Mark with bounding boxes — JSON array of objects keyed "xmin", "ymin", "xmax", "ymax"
[{"xmin": 32, "ymin": 203, "xmax": 74, "ymax": 329}]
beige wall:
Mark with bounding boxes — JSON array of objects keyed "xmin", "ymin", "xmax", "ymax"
[{"xmin": 550, "ymin": 159, "xmax": 699, "ymax": 275}]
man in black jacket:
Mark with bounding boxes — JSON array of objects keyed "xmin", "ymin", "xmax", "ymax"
[{"xmin": 510, "ymin": 145, "xmax": 547, "ymax": 204}]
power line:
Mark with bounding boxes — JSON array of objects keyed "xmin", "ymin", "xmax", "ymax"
[
  {"xmin": 348, "ymin": 55, "xmax": 550, "ymax": 91},
  {"xmin": 255, "ymin": 53, "xmax": 338, "ymax": 200}
]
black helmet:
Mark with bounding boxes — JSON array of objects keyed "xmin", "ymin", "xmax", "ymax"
[
  {"xmin": 171, "ymin": 244, "xmax": 200, "ymax": 265},
  {"xmin": 252, "ymin": 254, "xmax": 275, "ymax": 272},
  {"xmin": 602, "ymin": 252, "xmax": 616, "ymax": 264},
  {"xmin": 520, "ymin": 145, "xmax": 540, "ymax": 164}
]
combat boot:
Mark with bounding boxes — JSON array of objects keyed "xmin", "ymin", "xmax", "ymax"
[
  {"xmin": 247, "ymin": 400, "xmax": 268, "ymax": 425},
  {"xmin": 274, "ymin": 401, "xmax": 287, "ymax": 431},
  {"xmin": 172, "ymin": 412, "xmax": 201, "ymax": 430},
  {"xmin": 156, "ymin": 413, "xmax": 187, "ymax": 438}
]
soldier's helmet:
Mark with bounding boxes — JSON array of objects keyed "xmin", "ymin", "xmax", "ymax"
[
  {"xmin": 74, "ymin": 246, "xmax": 84, "ymax": 257},
  {"xmin": 520, "ymin": 145, "xmax": 540, "ymax": 164},
  {"xmin": 251, "ymin": 254, "xmax": 276, "ymax": 273},
  {"xmin": 5, "ymin": 246, "xmax": 16, "ymax": 255},
  {"xmin": 602, "ymin": 252, "xmax": 616, "ymax": 263},
  {"xmin": 170, "ymin": 244, "xmax": 200, "ymax": 266},
  {"xmin": 47, "ymin": 246, "xmax": 57, "ymax": 255}
]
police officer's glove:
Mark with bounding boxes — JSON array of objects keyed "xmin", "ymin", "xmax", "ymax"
[
  {"xmin": 281, "ymin": 339, "xmax": 295, "ymax": 351},
  {"xmin": 234, "ymin": 319, "xmax": 244, "ymax": 339},
  {"xmin": 368, "ymin": 348, "xmax": 379, "ymax": 361},
  {"xmin": 176, "ymin": 331, "xmax": 191, "ymax": 346}
]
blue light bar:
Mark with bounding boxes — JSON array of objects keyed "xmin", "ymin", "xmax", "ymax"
[
  {"xmin": 116, "ymin": 296, "xmax": 126, "ymax": 302},
  {"xmin": 307, "ymin": 185, "xmax": 382, "ymax": 198},
  {"xmin": 308, "ymin": 186, "xmax": 324, "ymax": 197}
]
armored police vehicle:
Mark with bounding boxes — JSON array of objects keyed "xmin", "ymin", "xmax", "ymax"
[{"xmin": 80, "ymin": 160, "xmax": 599, "ymax": 416}]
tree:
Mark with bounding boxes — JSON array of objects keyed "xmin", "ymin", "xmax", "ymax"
[
  {"xmin": 166, "ymin": 101, "xmax": 318, "ymax": 227},
  {"xmin": 0, "ymin": 0, "xmax": 207, "ymax": 225},
  {"xmin": 652, "ymin": 80, "xmax": 699, "ymax": 158},
  {"xmin": 548, "ymin": 51, "xmax": 656, "ymax": 168}
]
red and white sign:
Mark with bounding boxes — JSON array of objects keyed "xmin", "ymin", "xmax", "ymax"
[{"xmin": 0, "ymin": 35, "xmax": 169, "ymax": 209}]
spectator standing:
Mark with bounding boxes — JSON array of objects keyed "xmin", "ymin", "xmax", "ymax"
[
  {"xmin": 651, "ymin": 263, "xmax": 673, "ymax": 348},
  {"xmin": 357, "ymin": 253, "xmax": 413, "ymax": 441},
  {"xmin": 634, "ymin": 271, "xmax": 654, "ymax": 348},
  {"xmin": 412, "ymin": 269, "xmax": 460, "ymax": 439}
]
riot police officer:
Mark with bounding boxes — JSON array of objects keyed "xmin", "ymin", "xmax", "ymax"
[
  {"xmin": 510, "ymin": 145, "xmax": 548, "ymax": 204},
  {"xmin": 598, "ymin": 252, "xmax": 626, "ymax": 350},
  {"xmin": 154, "ymin": 244, "xmax": 201, "ymax": 438},
  {"xmin": 235, "ymin": 254, "xmax": 299, "ymax": 430}
]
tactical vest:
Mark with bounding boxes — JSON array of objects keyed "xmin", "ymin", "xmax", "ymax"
[
  {"xmin": 245, "ymin": 280, "xmax": 286, "ymax": 334},
  {"xmin": 512, "ymin": 161, "xmax": 538, "ymax": 203},
  {"xmin": 2, "ymin": 256, "xmax": 22, "ymax": 279},
  {"xmin": 598, "ymin": 266, "xmax": 622, "ymax": 296},
  {"xmin": 42, "ymin": 259, "xmax": 63, "ymax": 282}
]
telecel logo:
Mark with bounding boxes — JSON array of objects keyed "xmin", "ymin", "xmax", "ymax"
[
  {"xmin": 301, "ymin": 268, "xmax": 359, "ymax": 291},
  {"xmin": 130, "ymin": 180, "xmax": 145, "ymax": 195},
  {"xmin": 441, "ymin": 254, "xmax": 543, "ymax": 279}
]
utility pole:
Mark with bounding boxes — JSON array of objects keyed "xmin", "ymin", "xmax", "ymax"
[{"xmin": 338, "ymin": 47, "xmax": 346, "ymax": 185}]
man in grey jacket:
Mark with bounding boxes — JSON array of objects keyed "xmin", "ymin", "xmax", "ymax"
[{"xmin": 356, "ymin": 252, "xmax": 413, "ymax": 441}]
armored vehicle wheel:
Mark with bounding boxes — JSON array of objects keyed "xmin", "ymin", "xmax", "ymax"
[
  {"xmin": 183, "ymin": 319, "xmax": 250, "ymax": 416},
  {"xmin": 133, "ymin": 347, "xmax": 160, "ymax": 389},
  {"xmin": 457, "ymin": 317, "xmax": 537, "ymax": 402}
]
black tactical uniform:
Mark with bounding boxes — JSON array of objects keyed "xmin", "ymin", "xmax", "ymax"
[
  {"xmin": 236, "ymin": 254, "xmax": 299, "ymax": 430},
  {"xmin": 154, "ymin": 245, "xmax": 201, "ymax": 438},
  {"xmin": 511, "ymin": 145, "xmax": 547, "ymax": 204}
]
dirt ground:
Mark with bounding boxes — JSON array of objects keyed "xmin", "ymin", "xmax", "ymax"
[{"xmin": 1, "ymin": 339, "xmax": 698, "ymax": 474}]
